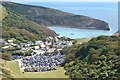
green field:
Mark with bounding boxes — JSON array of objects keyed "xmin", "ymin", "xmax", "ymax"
[
  {"xmin": 76, "ymin": 37, "xmax": 93, "ymax": 44},
  {"xmin": 0, "ymin": 5, "xmax": 8, "ymax": 21},
  {"xmin": 5, "ymin": 61, "xmax": 68, "ymax": 78}
]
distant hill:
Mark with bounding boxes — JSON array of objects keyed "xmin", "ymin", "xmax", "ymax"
[
  {"xmin": 1, "ymin": 2, "xmax": 57, "ymax": 42},
  {"xmin": 2, "ymin": 2, "xmax": 110, "ymax": 31},
  {"xmin": 112, "ymin": 30, "xmax": 120, "ymax": 38}
]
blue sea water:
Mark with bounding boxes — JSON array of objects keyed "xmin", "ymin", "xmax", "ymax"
[{"xmin": 21, "ymin": 2, "xmax": 118, "ymax": 39}]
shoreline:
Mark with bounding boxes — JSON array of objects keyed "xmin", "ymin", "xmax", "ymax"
[{"xmin": 47, "ymin": 26, "xmax": 110, "ymax": 31}]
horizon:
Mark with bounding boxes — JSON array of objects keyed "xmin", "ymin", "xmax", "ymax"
[
  {"xmin": 11, "ymin": 0, "xmax": 120, "ymax": 2},
  {"xmin": 0, "ymin": 0, "xmax": 120, "ymax": 3},
  {"xmin": 0, "ymin": 0, "xmax": 119, "ymax": 3}
]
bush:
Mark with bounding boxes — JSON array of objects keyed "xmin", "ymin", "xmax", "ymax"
[{"xmin": 2, "ymin": 53, "xmax": 12, "ymax": 61}]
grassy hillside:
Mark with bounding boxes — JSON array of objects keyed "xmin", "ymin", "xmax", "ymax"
[
  {"xmin": 75, "ymin": 37, "xmax": 93, "ymax": 44},
  {"xmin": 0, "ymin": 5, "xmax": 8, "ymax": 21},
  {"xmin": 2, "ymin": 2, "xmax": 110, "ymax": 30},
  {"xmin": 0, "ymin": 59, "xmax": 14, "ymax": 79},
  {"xmin": 112, "ymin": 30, "xmax": 120, "ymax": 38},
  {"xmin": 1, "ymin": 3, "xmax": 57, "ymax": 42},
  {"xmin": 2, "ymin": 60, "xmax": 67, "ymax": 78},
  {"xmin": 62, "ymin": 35, "xmax": 120, "ymax": 79}
]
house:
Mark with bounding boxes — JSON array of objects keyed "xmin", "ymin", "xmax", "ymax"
[
  {"xmin": 8, "ymin": 40, "xmax": 13, "ymax": 44},
  {"xmin": 2, "ymin": 45, "xmax": 13, "ymax": 49},
  {"xmin": 2, "ymin": 46, "xmax": 10, "ymax": 49},
  {"xmin": 47, "ymin": 48, "xmax": 56, "ymax": 53},
  {"xmin": 54, "ymin": 37, "xmax": 58, "ymax": 41},
  {"xmin": 67, "ymin": 41, "xmax": 73, "ymax": 46},
  {"xmin": 33, "ymin": 49, "xmax": 45, "ymax": 54},
  {"xmin": 62, "ymin": 40, "xmax": 67, "ymax": 44},
  {"xmin": 40, "ymin": 44, "xmax": 46, "ymax": 48},
  {"xmin": 27, "ymin": 42, "xmax": 34, "ymax": 46},
  {"xmin": 57, "ymin": 35, "xmax": 63, "ymax": 38},
  {"xmin": 45, "ymin": 41, "xmax": 52, "ymax": 46},
  {"xmin": 34, "ymin": 46, "xmax": 40, "ymax": 50},
  {"xmin": 35, "ymin": 41, "xmax": 43, "ymax": 45},
  {"xmin": 49, "ymin": 37, "xmax": 53, "ymax": 40},
  {"xmin": 0, "ymin": 40, "xmax": 8, "ymax": 45},
  {"xmin": 20, "ymin": 43, "xmax": 28, "ymax": 47},
  {"xmin": 11, "ymin": 43, "xmax": 17, "ymax": 46},
  {"xmin": 46, "ymin": 46, "xmax": 50, "ymax": 50}
]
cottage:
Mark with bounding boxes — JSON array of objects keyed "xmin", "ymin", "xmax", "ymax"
[
  {"xmin": 35, "ymin": 41, "xmax": 43, "ymax": 45},
  {"xmin": 45, "ymin": 41, "xmax": 52, "ymax": 46},
  {"xmin": 8, "ymin": 40, "xmax": 13, "ymax": 44},
  {"xmin": 2, "ymin": 46, "xmax": 10, "ymax": 49},
  {"xmin": 20, "ymin": 43, "xmax": 28, "ymax": 47},
  {"xmin": 34, "ymin": 46, "xmax": 40, "ymax": 50},
  {"xmin": 27, "ymin": 42, "xmax": 34, "ymax": 45},
  {"xmin": 40, "ymin": 44, "xmax": 46, "ymax": 48},
  {"xmin": 57, "ymin": 35, "xmax": 63, "ymax": 38},
  {"xmin": 67, "ymin": 41, "xmax": 73, "ymax": 46},
  {"xmin": 0, "ymin": 41, "xmax": 8, "ymax": 45},
  {"xmin": 11, "ymin": 43, "xmax": 17, "ymax": 46}
]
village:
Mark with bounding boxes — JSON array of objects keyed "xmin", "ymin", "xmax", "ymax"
[{"xmin": 1, "ymin": 36, "xmax": 73, "ymax": 72}]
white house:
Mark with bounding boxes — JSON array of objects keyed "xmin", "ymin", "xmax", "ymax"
[
  {"xmin": 40, "ymin": 44, "xmax": 46, "ymax": 48},
  {"xmin": 67, "ymin": 41, "xmax": 73, "ymax": 46},
  {"xmin": 8, "ymin": 40, "xmax": 13, "ymax": 43},
  {"xmin": 20, "ymin": 43, "xmax": 28, "ymax": 47},
  {"xmin": 27, "ymin": 42, "xmax": 34, "ymax": 46},
  {"xmin": 35, "ymin": 41, "xmax": 43, "ymax": 45},
  {"xmin": 45, "ymin": 41, "xmax": 52, "ymax": 46},
  {"xmin": 34, "ymin": 46, "xmax": 40, "ymax": 50},
  {"xmin": 33, "ymin": 49, "xmax": 45, "ymax": 54},
  {"xmin": 2, "ymin": 46, "xmax": 10, "ymax": 49},
  {"xmin": 2, "ymin": 45, "xmax": 13, "ymax": 49},
  {"xmin": 57, "ymin": 35, "xmax": 63, "ymax": 38},
  {"xmin": 0, "ymin": 41, "xmax": 8, "ymax": 45}
]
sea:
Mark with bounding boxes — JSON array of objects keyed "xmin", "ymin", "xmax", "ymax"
[{"xmin": 20, "ymin": 2, "xmax": 118, "ymax": 39}]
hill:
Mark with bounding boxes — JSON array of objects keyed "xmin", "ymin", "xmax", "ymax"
[
  {"xmin": 1, "ymin": 59, "xmax": 68, "ymax": 79},
  {"xmin": 112, "ymin": 30, "xmax": 120, "ymax": 38},
  {"xmin": 1, "ymin": 2, "xmax": 57, "ymax": 42},
  {"xmin": 62, "ymin": 35, "xmax": 120, "ymax": 79},
  {"xmin": 2, "ymin": 2, "xmax": 110, "ymax": 31}
]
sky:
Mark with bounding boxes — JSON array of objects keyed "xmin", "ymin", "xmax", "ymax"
[{"xmin": 12, "ymin": 0, "xmax": 120, "ymax": 2}]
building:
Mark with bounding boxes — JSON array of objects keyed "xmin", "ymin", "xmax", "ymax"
[
  {"xmin": 35, "ymin": 41, "xmax": 43, "ymax": 45},
  {"xmin": 34, "ymin": 46, "xmax": 40, "ymax": 50},
  {"xmin": 8, "ymin": 40, "xmax": 13, "ymax": 44}
]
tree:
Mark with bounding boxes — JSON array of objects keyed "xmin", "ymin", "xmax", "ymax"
[{"xmin": 2, "ymin": 53, "xmax": 12, "ymax": 61}]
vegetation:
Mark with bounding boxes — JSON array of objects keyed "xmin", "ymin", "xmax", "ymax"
[
  {"xmin": 2, "ymin": 53, "xmax": 12, "ymax": 61},
  {"xmin": 1, "ymin": 60, "xmax": 68, "ymax": 78},
  {"xmin": 1, "ymin": 3, "xmax": 57, "ymax": 42},
  {"xmin": 0, "ymin": 59, "xmax": 14, "ymax": 79},
  {"xmin": 0, "ymin": 5, "xmax": 8, "ymax": 21},
  {"xmin": 2, "ymin": 2, "xmax": 109, "ymax": 30},
  {"xmin": 63, "ymin": 35, "xmax": 120, "ymax": 79},
  {"xmin": 75, "ymin": 37, "xmax": 93, "ymax": 44}
]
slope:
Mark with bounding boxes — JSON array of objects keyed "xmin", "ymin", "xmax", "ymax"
[
  {"xmin": 63, "ymin": 35, "xmax": 120, "ymax": 79},
  {"xmin": 1, "ymin": 3, "xmax": 57, "ymax": 42}
]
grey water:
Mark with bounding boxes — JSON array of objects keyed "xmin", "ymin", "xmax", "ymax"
[{"xmin": 21, "ymin": 2, "xmax": 118, "ymax": 39}]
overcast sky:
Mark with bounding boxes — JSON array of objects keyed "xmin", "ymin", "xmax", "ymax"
[{"xmin": 12, "ymin": 0, "xmax": 119, "ymax": 2}]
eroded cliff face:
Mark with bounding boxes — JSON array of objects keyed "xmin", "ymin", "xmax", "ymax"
[
  {"xmin": 3, "ymin": 2, "xmax": 110, "ymax": 31},
  {"xmin": 112, "ymin": 30, "xmax": 120, "ymax": 38}
]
